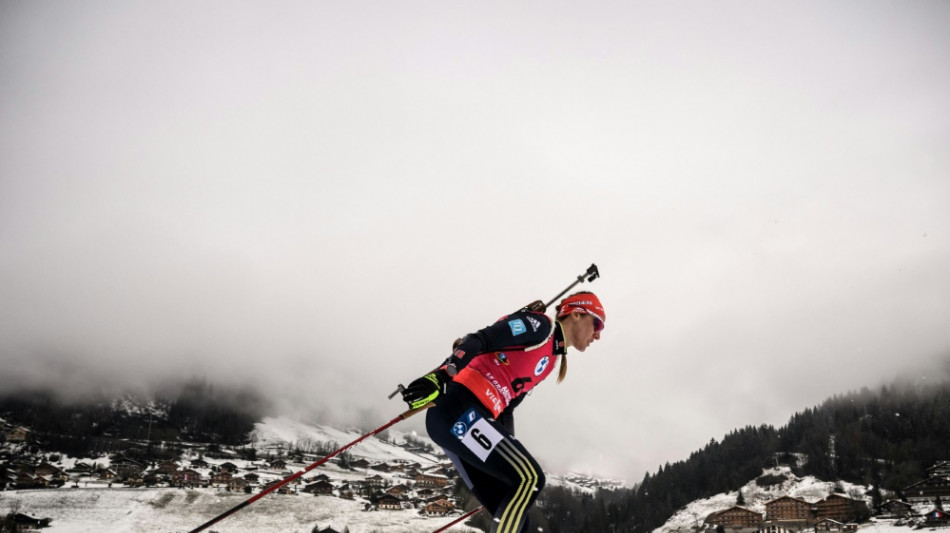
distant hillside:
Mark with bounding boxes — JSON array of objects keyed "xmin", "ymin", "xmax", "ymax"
[
  {"xmin": 0, "ymin": 378, "xmax": 265, "ymax": 461},
  {"xmin": 530, "ymin": 375, "xmax": 950, "ymax": 533}
]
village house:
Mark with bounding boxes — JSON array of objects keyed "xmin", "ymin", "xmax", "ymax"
[
  {"xmin": 928, "ymin": 461, "xmax": 950, "ymax": 478},
  {"xmin": 365, "ymin": 474, "xmax": 387, "ymax": 488},
  {"xmin": 219, "ymin": 462, "xmax": 239, "ymax": 473},
  {"xmin": 228, "ymin": 477, "xmax": 250, "ymax": 492},
  {"xmin": 415, "ymin": 471, "xmax": 449, "ymax": 488},
  {"xmin": 244, "ymin": 472, "xmax": 260, "ymax": 483},
  {"xmin": 370, "ymin": 462, "xmax": 395, "ymax": 473},
  {"xmin": 303, "ymin": 480, "xmax": 335, "ymax": 496},
  {"xmin": 813, "ymin": 518, "xmax": 845, "ymax": 532},
  {"xmin": 765, "ymin": 496, "xmax": 813, "ymax": 526},
  {"xmin": 876, "ymin": 500, "xmax": 914, "ymax": 518},
  {"xmin": 815, "ymin": 494, "xmax": 868, "ymax": 523},
  {"xmin": 268, "ymin": 459, "xmax": 287, "ymax": 470},
  {"xmin": 34, "ymin": 462, "xmax": 67, "ymax": 481},
  {"xmin": 375, "ymin": 494, "xmax": 402, "ymax": 510},
  {"xmin": 172, "ymin": 469, "xmax": 203, "ymax": 487},
  {"xmin": 155, "ymin": 461, "xmax": 180, "ymax": 476},
  {"xmin": 705, "ymin": 506, "xmax": 764, "ymax": 529},
  {"xmin": 211, "ymin": 471, "xmax": 233, "ymax": 485},
  {"xmin": 112, "ymin": 457, "xmax": 146, "ymax": 479},
  {"xmin": 97, "ymin": 468, "xmax": 117, "ymax": 481},
  {"xmin": 385, "ymin": 484, "xmax": 410, "ymax": 498},
  {"xmin": 190, "ymin": 458, "xmax": 210, "ymax": 469},
  {"xmin": 903, "ymin": 476, "xmax": 950, "ymax": 503},
  {"xmin": 5, "ymin": 426, "xmax": 29, "ymax": 443},
  {"xmin": 349, "ymin": 458, "xmax": 371, "ymax": 469},
  {"xmin": 925, "ymin": 508, "xmax": 948, "ymax": 526},
  {"xmin": 67, "ymin": 462, "xmax": 93, "ymax": 475},
  {"xmin": 422, "ymin": 499, "xmax": 455, "ymax": 516}
]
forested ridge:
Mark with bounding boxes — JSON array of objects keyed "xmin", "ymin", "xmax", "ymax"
[
  {"xmin": 2, "ymin": 374, "xmax": 947, "ymax": 533},
  {"xmin": 0, "ymin": 378, "xmax": 264, "ymax": 460},
  {"xmin": 527, "ymin": 375, "xmax": 950, "ymax": 533}
]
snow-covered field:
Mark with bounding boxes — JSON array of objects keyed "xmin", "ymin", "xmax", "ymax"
[{"xmin": 0, "ymin": 416, "xmax": 480, "ymax": 533}]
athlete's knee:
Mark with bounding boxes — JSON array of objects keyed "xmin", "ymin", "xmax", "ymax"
[{"xmin": 534, "ymin": 469, "xmax": 546, "ymax": 493}]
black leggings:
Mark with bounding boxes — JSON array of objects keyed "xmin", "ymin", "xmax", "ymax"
[{"xmin": 426, "ymin": 384, "xmax": 546, "ymax": 533}]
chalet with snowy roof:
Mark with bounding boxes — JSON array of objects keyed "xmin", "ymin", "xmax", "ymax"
[
  {"xmin": 67, "ymin": 462, "xmax": 93, "ymax": 474},
  {"xmin": 155, "ymin": 460, "xmax": 180, "ymax": 475},
  {"xmin": 876, "ymin": 499, "xmax": 914, "ymax": 518},
  {"xmin": 111, "ymin": 457, "xmax": 146, "ymax": 478},
  {"xmin": 903, "ymin": 475, "xmax": 950, "ymax": 503},
  {"xmin": 385, "ymin": 484, "xmax": 410, "ymax": 497},
  {"xmin": 925, "ymin": 508, "xmax": 948, "ymax": 525},
  {"xmin": 97, "ymin": 468, "xmax": 117, "ymax": 480},
  {"xmin": 815, "ymin": 494, "xmax": 868, "ymax": 523},
  {"xmin": 370, "ymin": 462, "xmax": 395, "ymax": 473},
  {"xmin": 422, "ymin": 499, "xmax": 455, "ymax": 516},
  {"xmin": 219, "ymin": 462, "xmax": 239, "ymax": 473},
  {"xmin": 244, "ymin": 472, "xmax": 260, "ymax": 483},
  {"xmin": 34, "ymin": 462, "xmax": 67, "ymax": 480},
  {"xmin": 172, "ymin": 469, "xmax": 203, "ymax": 487},
  {"xmin": 365, "ymin": 474, "xmax": 386, "ymax": 487},
  {"xmin": 308, "ymin": 473, "xmax": 330, "ymax": 483},
  {"xmin": 261, "ymin": 480, "xmax": 293, "ymax": 494},
  {"xmin": 303, "ymin": 480, "xmax": 335, "ymax": 495},
  {"xmin": 375, "ymin": 494, "xmax": 402, "ymax": 510},
  {"xmin": 928, "ymin": 461, "xmax": 950, "ymax": 478},
  {"xmin": 229, "ymin": 477, "xmax": 250, "ymax": 492},
  {"xmin": 705, "ymin": 506, "xmax": 764, "ymax": 528},
  {"xmin": 211, "ymin": 471, "xmax": 233, "ymax": 485},
  {"xmin": 765, "ymin": 496, "xmax": 813, "ymax": 525},
  {"xmin": 813, "ymin": 518, "xmax": 845, "ymax": 532},
  {"xmin": 268, "ymin": 459, "xmax": 287, "ymax": 469},
  {"xmin": 190, "ymin": 458, "xmax": 210, "ymax": 468},
  {"xmin": 5, "ymin": 426, "xmax": 29, "ymax": 443},
  {"xmin": 415, "ymin": 471, "xmax": 449, "ymax": 488},
  {"xmin": 349, "ymin": 458, "xmax": 371, "ymax": 469}
]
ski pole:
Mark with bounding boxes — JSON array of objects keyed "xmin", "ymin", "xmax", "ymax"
[
  {"xmin": 186, "ymin": 404, "xmax": 433, "ymax": 533},
  {"xmin": 432, "ymin": 506, "xmax": 485, "ymax": 533},
  {"xmin": 542, "ymin": 263, "xmax": 600, "ymax": 311}
]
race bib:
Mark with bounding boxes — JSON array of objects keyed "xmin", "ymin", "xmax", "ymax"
[{"xmin": 451, "ymin": 408, "xmax": 504, "ymax": 462}]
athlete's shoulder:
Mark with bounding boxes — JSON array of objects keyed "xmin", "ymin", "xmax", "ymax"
[{"xmin": 498, "ymin": 310, "xmax": 552, "ymax": 339}]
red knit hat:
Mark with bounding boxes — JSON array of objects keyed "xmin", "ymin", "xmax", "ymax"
[{"xmin": 557, "ymin": 292, "xmax": 605, "ymax": 332}]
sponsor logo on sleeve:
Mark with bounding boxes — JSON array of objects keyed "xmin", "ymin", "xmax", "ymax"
[
  {"xmin": 508, "ymin": 319, "xmax": 527, "ymax": 336},
  {"xmin": 526, "ymin": 316, "xmax": 542, "ymax": 332}
]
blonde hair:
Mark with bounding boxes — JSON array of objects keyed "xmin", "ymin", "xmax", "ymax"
[{"xmin": 557, "ymin": 353, "xmax": 568, "ymax": 384}]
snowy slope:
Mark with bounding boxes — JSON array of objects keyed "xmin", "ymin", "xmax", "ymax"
[
  {"xmin": 0, "ymin": 488, "xmax": 481, "ymax": 533},
  {"xmin": 0, "ymin": 416, "xmax": 478, "ymax": 533},
  {"xmin": 251, "ymin": 416, "xmax": 443, "ymax": 464}
]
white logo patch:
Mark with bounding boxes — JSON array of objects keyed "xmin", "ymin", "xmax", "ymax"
[{"xmin": 526, "ymin": 316, "xmax": 542, "ymax": 332}]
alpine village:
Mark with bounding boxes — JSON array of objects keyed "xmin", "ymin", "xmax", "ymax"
[{"xmin": 0, "ymin": 376, "xmax": 948, "ymax": 532}]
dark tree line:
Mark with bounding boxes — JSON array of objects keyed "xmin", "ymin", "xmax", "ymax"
[
  {"xmin": 532, "ymin": 375, "xmax": 950, "ymax": 533},
  {"xmin": 0, "ymin": 378, "xmax": 265, "ymax": 460}
]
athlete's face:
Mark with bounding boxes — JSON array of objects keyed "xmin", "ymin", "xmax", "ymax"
[{"xmin": 564, "ymin": 312, "xmax": 601, "ymax": 352}]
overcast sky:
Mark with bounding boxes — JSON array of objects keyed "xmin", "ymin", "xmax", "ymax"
[{"xmin": 2, "ymin": 1, "xmax": 949, "ymax": 482}]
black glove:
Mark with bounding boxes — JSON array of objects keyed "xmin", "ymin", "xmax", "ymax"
[{"xmin": 401, "ymin": 369, "xmax": 450, "ymax": 409}]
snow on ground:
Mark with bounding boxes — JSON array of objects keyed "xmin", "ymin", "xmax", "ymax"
[
  {"xmin": 0, "ymin": 416, "xmax": 480, "ymax": 532},
  {"xmin": 0, "ymin": 488, "xmax": 481, "ymax": 533}
]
